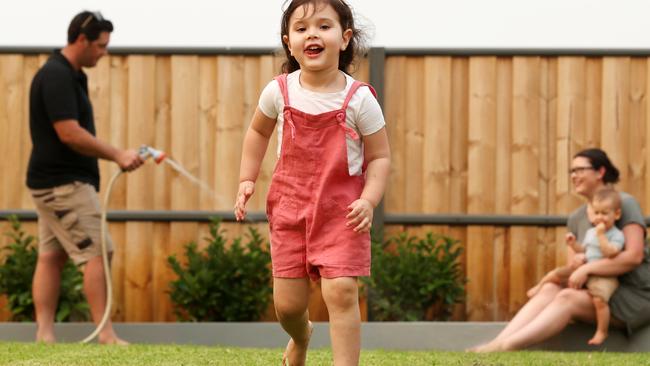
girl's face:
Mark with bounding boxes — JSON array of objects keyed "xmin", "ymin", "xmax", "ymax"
[
  {"xmin": 570, "ymin": 156, "xmax": 605, "ymax": 197},
  {"xmin": 283, "ymin": 2, "xmax": 352, "ymax": 74}
]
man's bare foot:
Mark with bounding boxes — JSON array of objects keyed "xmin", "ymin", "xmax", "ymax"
[
  {"xmin": 35, "ymin": 332, "xmax": 56, "ymax": 344},
  {"xmin": 282, "ymin": 321, "xmax": 313, "ymax": 366},
  {"xmin": 588, "ymin": 331, "xmax": 607, "ymax": 345},
  {"xmin": 527, "ymin": 284, "xmax": 541, "ymax": 298},
  {"xmin": 98, "ymin": 335, "xmax": 129, "ymax": 345}
]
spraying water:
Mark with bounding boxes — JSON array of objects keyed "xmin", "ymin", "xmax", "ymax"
[
  {"xmin": 163, "ymin": 158, "xmax": 225, "ymax": 204},
  {"xmin": 139, "ymin": 145, "xmax": 227, "ymax": 207}
]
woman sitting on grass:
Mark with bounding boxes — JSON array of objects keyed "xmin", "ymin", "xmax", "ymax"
[{"xmin": 471, "ymin": 148, "xmax": 650, "ymax": 352}]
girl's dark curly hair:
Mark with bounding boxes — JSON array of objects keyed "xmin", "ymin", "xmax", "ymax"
[{"xmin": 280, "ymin": 0, "xmax": 365, "ymax": 74}]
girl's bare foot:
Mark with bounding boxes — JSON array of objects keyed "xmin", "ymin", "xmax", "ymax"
[
  {"xmin": 588, "ymin": 331, "xmax": 607, "ymax": 345},
  {"xmin": 282, "ymin": 321, "xmax": 313, "ymax": 366}
]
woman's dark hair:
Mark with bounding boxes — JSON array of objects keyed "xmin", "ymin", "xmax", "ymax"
[
  {"xmin": 280, "ymin": 0, "xmax": 365, "ymax": 74},
  {"xmin": 67, "ymin": 11, "xmax": 114, "ymax": 44},
  {"xmin": 574, "ymin": 148, "xmax": 620, "ymax": 184}
]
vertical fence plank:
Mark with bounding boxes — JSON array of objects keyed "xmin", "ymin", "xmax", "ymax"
[
  {"xmin": 198, "ymin": 56, "xmax": 218, "ymax": 212},
  {"xmin": 168, "ymin": 55, "xmax": 201, "ymax": 322},
  {"xmin": 124, "ymin": 55, "xmax": 156, "ymax": 321},
  {"xmin": 1, "ymin": 55, "xmax": 25, "ymax": 209},
  {"xmin": 628, "ymin": 58, "xmax": 646, "ymax": 202},
  {"xmin": 152, "ymin": 56, "xmax": 173, "ymax": 321},
  {"xmin": 422, "ymin": 57, "xmax": 451, "ymax": 213},
  {"xmin": 467, "ymin": 56, "xmax": 497, "ymax": 320},
  {"xmin": 509, "ymin": 57, "xmax": 541, "ymax": 316},
  {"xmin": 494, "ymin": 57, "xmax": 513, "ymax": 319},
  {"xmin": 601, "ymin": 57, "xmax": 631, "ymax": 191},
  {"xmin": 555, "ymin": 57, "xmax": 587, "ymax": 268},
  {"xmin": 450, "ymin": 57, "xmax": 469, "ymax": 320},
  {"xmin": 384, "ymin": 56, "xmax": 406, "ymax": 213}
]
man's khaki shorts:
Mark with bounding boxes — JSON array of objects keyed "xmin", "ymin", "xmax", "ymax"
[
  {"xmin": 587, "ymin": 275, "xmax": 619, "ymax": 302},
  {"xmin": 30, "ymin": 181, "xmax": 113, "ymax": 265}
]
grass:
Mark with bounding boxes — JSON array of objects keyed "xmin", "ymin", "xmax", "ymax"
[{"xmin": 1, "ymin": 343, "xmax": 650, "ymax": 366}]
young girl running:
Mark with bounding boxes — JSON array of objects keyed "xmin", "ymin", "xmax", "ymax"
[{"xmin": 234, "ymin": 1, "xmax": 390, "ymax": 364}]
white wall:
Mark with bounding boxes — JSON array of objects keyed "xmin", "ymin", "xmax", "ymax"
[{"xmin": 1, "ymin": 0, "xmax": 650, "ymax": 49}]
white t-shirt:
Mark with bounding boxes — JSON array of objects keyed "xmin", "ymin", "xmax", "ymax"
[{"xmin": 258, "ymin": 70, "xmax": 385, "ymax": 176}]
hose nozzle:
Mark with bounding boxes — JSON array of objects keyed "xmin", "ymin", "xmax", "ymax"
[{"xmin": 139, "ymin": 145, "xmax": 167, "ymax": 164}]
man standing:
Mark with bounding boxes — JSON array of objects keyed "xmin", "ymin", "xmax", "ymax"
[{"xmin": 26, "ymin": 11, "xmax": 142, "ymax": 344}]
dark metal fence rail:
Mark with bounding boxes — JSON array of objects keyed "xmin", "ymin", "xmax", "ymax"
[{"xmin": 4, "ymin": 209, "xmax": 648, "ymax": 227}]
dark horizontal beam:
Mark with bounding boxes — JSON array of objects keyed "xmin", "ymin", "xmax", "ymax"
[
  {"xmin": 1, "ymin": 209, "xmax": 564, "ymax": 225},
  {"xmin": 383, "ymin": 48, "xmax": 650, "ymax": 56},
  {"xmin": 4, "ymin": 210, "xmax": 648, "ymax": 227},
  {"xmin": 4, "ymin": 46, "xmax": 650, "ymax": 57},
  {"xmin": 0, "ymin": 46, "xmax": 278, "ymax": 56}
]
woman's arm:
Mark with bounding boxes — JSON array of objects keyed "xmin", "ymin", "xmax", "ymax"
[{"xmin": 569, "ymin": 223, "xmax": 645, "ymax": 287}]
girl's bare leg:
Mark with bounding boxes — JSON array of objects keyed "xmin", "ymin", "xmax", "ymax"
[
  {"xmin": 321, "ymin": 277, "xmax": 361, "ymax": 366},
  {"xmin": 274, "ymin": 278, "xmax": 312, "ymax": 366}
]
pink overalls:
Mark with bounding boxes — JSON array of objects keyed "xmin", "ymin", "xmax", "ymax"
[{"xmin": 267, "ymin": 74, "xmax": 375, "ymax": 280}]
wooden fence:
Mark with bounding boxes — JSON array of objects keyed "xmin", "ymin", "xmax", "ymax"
[{"xmin": 0, "ymin": 51, "xmax": 649, "ymax": 322}]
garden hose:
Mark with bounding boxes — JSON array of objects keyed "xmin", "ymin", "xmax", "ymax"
[
  {"xmin": 80, "ymin": 146, "xmax": 165, "ymax": 344},
  {"xmin": 80, "ymin": 168, "xmax": 121, "ymax": 344}
]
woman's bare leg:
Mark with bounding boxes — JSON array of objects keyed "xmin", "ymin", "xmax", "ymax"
[
  {"xmin": 468, "ymin": 282, "xmax": 562, "ymax": 352},
  {"xmin": 481, "ymin": 288, "xmax": 596, "ymax": 351}
]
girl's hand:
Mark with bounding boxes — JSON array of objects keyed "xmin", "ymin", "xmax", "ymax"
[
  {"xmin": 234, "ymin": 181, "xmax": 255, "ymax": 221},
  {"xmin": 568, "ymin": 265, "xmax": 589, "ymax": 289},
  {"xmin": 596, "ymin": 222, "xmax": 607, "ymax": 235},
  {"xmin": 346, "ymin": 199, "xmax": 374, "ymax": 233}
]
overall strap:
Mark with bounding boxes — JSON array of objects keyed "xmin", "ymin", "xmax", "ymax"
[
  {"xmin": 274, "ymin": 74, "xmax": 296, "ymax": 140},
  {"xmin": 274, "ymin": 73, "xmax": 291, "ymax": 106},
  {"xmin": 336, "ymin": 81, "xmax": 378, "ymax": 141},
  {"xmin": 341, "ymin": 81, "xmax": 377, "ymax": 111}
]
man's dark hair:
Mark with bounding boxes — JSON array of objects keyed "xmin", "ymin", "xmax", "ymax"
[{"xmin": 68, "ymin": 11, "xmax": 113, "ymax": 44}]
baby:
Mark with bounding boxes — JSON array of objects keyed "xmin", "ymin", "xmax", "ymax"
[{"xmin": 527, "ymin": 187, "xmax": 624, "ymax": 345}]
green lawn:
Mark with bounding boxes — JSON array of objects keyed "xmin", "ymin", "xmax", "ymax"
[{"xmin": 1, "ymin": 342, "xmax": 649, "ymax": 365}]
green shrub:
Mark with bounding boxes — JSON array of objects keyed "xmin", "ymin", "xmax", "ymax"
[
  {"xmin": 363, "ymin": 232, "xmax": 466, "ymax": 321},
  {"xmin": 168, "ymin": 219, "xmax": 272, "ymax": 321},
  {"xmin": 0, "ymin": 215, "xmax": 89, "ymax": 322}
]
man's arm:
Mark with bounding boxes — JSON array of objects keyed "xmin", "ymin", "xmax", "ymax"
[{"xmin": 53, "ymin": 119, "xmax": 142, "ymax": 171}]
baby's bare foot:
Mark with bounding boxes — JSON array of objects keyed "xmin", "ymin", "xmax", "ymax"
[{"xmin": 588, "ymin": 331, "xmax": 607, "ymax": 345}]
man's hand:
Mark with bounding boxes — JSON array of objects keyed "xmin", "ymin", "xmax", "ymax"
[{"xmin": 116, "ymin": 149, "xmax": 144, "ymax": 172}]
